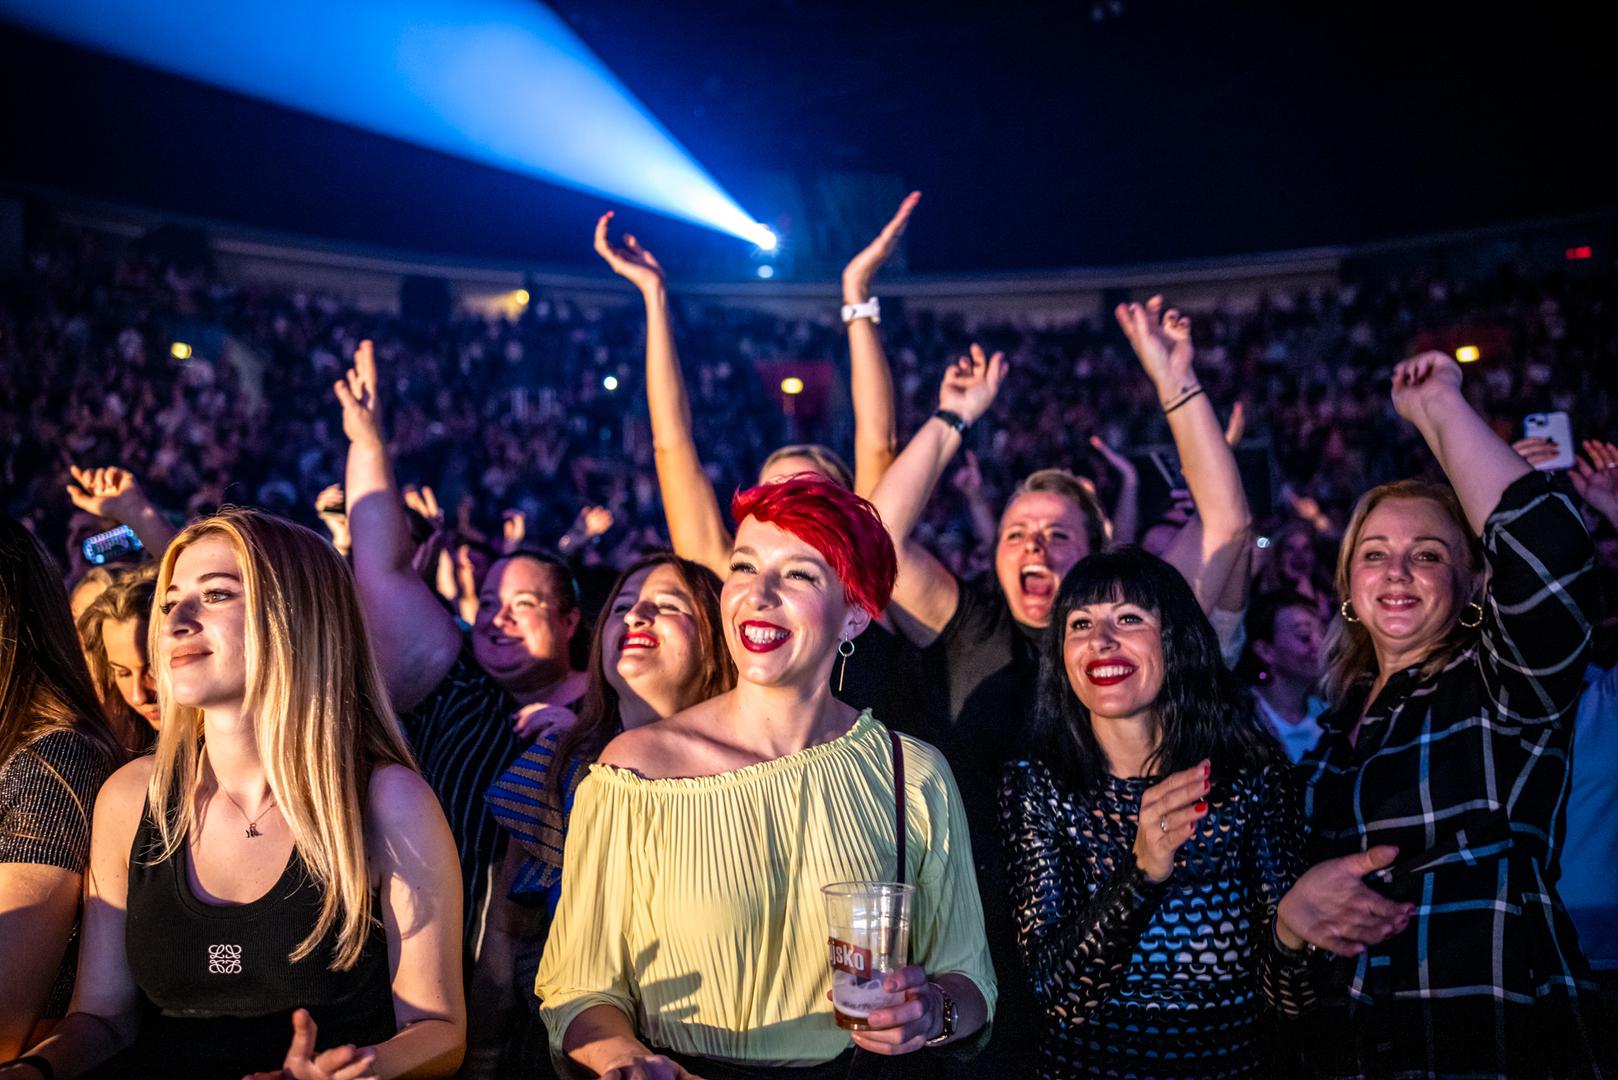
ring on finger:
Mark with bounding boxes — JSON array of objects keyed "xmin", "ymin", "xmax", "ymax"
[{"xmin": 1159, "ymin": 814, "xmax": 1169, "ymax": 833}]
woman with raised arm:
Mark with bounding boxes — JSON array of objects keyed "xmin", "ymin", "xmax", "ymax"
[
  {"xmin": 76, "ymin": 564, "xmax": 159, "ymax": 753},
  {"xmin": 0, "ymin": 509, "xmax": 464, "ymax": 1080},
  {"xmin": 334, "ymin": 340, "xmax": 586, "ymax": 965},
  {"xmin": 1273, "ymin": 353, "xmax": 1602, "ymax": 1077},
  {"xmin": 1001, "ymin": 547, "xmax": 1312, "ymax": 1078},
  {"xmin": 0, "ymin": 517, "xmax": 122, "ymax": 1059},
  {"xmin": 536, "ymin": 477, "xmax": 994, "ymax": 1079},
  {"xmin": 471, "ymin": 553, "xmax": 735, "ymax": 1077},
  {"xmin": 593, "ymin": 202, "xmax": 924, "ymax": 732},
  {"xmin": 866, "ymin": 299, "xmax": 1251, "ymax": 1070}
]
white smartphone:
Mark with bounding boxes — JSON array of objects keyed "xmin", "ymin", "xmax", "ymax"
[{"xmin": 1524, "ymin": 412, "xmax": 1574, "ymax": 471}]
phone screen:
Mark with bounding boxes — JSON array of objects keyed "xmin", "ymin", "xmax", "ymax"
[{"xmin": 82, "ymin": 525, "xmax": 144, "ymax": 565}]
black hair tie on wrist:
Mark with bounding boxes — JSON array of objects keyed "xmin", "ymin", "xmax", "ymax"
[
  {"xmin": 1163, "ymin": 386, "xmax": 1206, "ymax": 415},
  {"xmin": 933, "ymin": 408, "xmax": 971, "ymax": 436}
]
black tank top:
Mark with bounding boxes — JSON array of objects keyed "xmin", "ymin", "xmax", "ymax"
[{"xmin": 121, "ymin": 797, "xmax": 397, "ymax": 1077}]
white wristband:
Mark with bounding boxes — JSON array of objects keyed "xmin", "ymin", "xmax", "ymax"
[{"xmin": 841, "ymin": 297, "xmax": 881, "ymax": 325}]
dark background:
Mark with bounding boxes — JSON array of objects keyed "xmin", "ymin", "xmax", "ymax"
[{"xmin": 4, "ymin": 0, "xmax": 1614, "ymax": 273}]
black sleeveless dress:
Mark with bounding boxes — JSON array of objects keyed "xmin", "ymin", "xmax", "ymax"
[{"xmin": 119, "ymin": 798, "xmax": 397, "ymax": 1077}]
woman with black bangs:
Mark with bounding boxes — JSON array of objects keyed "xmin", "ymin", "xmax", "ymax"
[{"xmin": 999, "ymin": 547, "xmax": 1314, "ymax": 1079}]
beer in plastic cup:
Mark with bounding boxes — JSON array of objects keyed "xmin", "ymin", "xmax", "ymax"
[{"xmin": 821, "ymin": 881, "xmax": 914, "ymax": 1030}]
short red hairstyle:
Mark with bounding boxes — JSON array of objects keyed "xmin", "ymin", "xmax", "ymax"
[{"xmin": 730, "ymin": 474, "xmax": 897, "ymax": 618}]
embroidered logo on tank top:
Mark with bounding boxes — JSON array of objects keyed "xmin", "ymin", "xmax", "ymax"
[{"xmin": 208, "ymin": 944, "xmax": 243, "ymax": 974}]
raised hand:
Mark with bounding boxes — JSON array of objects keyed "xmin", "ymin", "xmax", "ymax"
[
  {"xmin": 333, "ymin": 339, "xmax": 383, "ymax": 448},
  {"xmin": 583, "ymin": 505, "xmax": 615, "ymax": 539},
  {"xmin": 937, "ymin": 343, "xmax": 1007, "ymax": 426},
  {"xmin": 315, "ymin": 483, "xmax": 350, "ymax": 552},
  {"xmin": 501, "ymin": 509, "xmax": 527, "ymax": 554},
  {"xmin": 512, "ymin": 702, "xmax": 578, "ymax": 740},
  {"xmin": 1389, "ymin": 350, "xmax": 1464, "ymax": 425},
  {"xmin": 402, "ymin": 485, "xmax": 446, "ymax": 530},
  {"xmin": 1276, "ymin": 847, "xmax": 1415, "ymax": 957},
  {"xmin": 950, "ymin": 450, "xmax": 984, "ymax": 498},
  {"xmin": 594, "ymin": 212, "xmax": 667, "ymax": 295},
  {"xmin": 1571, "ymin": 439, "xmax": 1618, "ymax": 525},
  {"xmin": 843, "ymin": 191, "xmax": 921, "ymax": 302},
  {"xmin": 1115, "ymin": 295, "xmax": 1194, "ymax": 393},
  {"xmin": 67, "ymin": 464, "xmax": 153, "ymax": 521},
  {"xmin": 1088, "ymin": 435, "xmax": 1139, "ymax": 484},
  {"xmin": 1132, "ymin": 761, "xmax": 1210, "ymax": 883},
  {"xmin": 243, "ymin": 1009, "xmax": 379, "ymax": 1080}
]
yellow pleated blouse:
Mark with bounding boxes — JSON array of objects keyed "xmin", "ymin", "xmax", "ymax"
[{"xmin": 535, "ymin": 711, "xmax": 996, "ymax": 1068}]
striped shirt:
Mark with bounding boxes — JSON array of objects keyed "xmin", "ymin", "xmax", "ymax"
[
  {"xmin": 1299, "ymin": 472, "xmax": 1603, "ymax": 1077},
  {"xmin": 400, "ymin": 640, "xmax": 522, "ymax": 962}
]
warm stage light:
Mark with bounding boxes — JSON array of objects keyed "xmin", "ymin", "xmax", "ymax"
[
  {"xmin": 5, "ymin": 0, "xmax": 775, "ymax": 245},
  {"xmin": 170, "ymin": 342, "xmax": 193, "ymax": 360},
  {"xmin": 515, "ymin": 288, "xmax": 531, "ymax": 305},
  {"xmin": 1455, "ymin": 345, "xmax": 1480, "ymax": 363},
  {"xmin": 780, "ymin": 377, "xmax": 804, "ymax": 396}
]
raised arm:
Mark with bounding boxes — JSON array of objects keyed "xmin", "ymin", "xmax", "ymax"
[
  {"xmin": 867, "ymin": 345, "xmax": 1007, "ymax": 646},
  {"xmin": 842, "ymin": 192, "xmax": 919, "ymax": 497},
  {"xmin": 335, "ymin": 341, "xmax": 462, "ymax": 713},
  {"xmin": 1115, "ymin": 297, "xmax": 1251, "ymax": 612},
  {"xmin": 594, "ymin": 213, "xmax": 730, "ymax": 577},
  {"xmin": 1391, "ymin": 351, "xmax": 1530, "ymax": 534},
  {"xmin": 1088, "ymin": 435, "xmax": 1141, "ymax": 546},
  {"xmin": 65, "ymin": 465, "xmax": 177, "ymax": 555}
]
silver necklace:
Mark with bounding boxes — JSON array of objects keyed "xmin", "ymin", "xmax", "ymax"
[{"xmin": 215, "ymin": 784, "xmax": 279, "ymax": 839}]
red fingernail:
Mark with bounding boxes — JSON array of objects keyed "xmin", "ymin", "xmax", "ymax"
[
  {"xmin": 1202, "ymin": 761, "xmax": 1211, "ymax": 776},
  {"xmin": 1194, "ymin": 800, "xmax": 1207, "ymax": 814},
  {"xmin": 1203, "ymin": 777, "xmax": 1211, "ymax": 792}
]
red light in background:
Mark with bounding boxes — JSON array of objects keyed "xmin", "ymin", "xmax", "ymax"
[{"xmin": 1566, "ymin": 245, "xmax": 1593, "ymax": 260}]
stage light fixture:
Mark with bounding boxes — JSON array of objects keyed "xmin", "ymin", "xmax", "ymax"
[
  {"xmin": 1455, "ymin": 345, "xmax": 1480, "ymax": 363},
  {"xmin": 515, "ymin": 288, "xmax": 531, "ymax": 305},
  {"xmin": 756, "ymin": 228, "xmax": 778, "ymax": 252},
  {"xmin": 756, "ymin": 265, "xmax": 775, "ymax": 279},
  {"xmin": 603, "ymin": 375, "xmax": 619, "ymax": 391},
  {"xmin": 780, "ymin": 377, "xmax": 804, "ymax": 396},
  {"xmin": 2, "ymin": 0, "xmax": 775, "ymax": 246},
  {"xmin": 170, "ymin": 342, "xmax": 193, "ymax": 360}
]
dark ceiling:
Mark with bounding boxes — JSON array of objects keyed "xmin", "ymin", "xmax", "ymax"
[{"xmin": 3, "ymin": 0, "xmax": 1614, "ymax": 274}]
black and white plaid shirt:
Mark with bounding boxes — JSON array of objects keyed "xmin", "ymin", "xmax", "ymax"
[{"xmin": 1300, "ymin": 472, "xmax": 1604, "ymax": 1079}]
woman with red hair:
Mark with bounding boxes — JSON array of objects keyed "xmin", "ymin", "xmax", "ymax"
[{"xmin": 536, "ymin": 476, "xmax": 995, "ymax": 1079}]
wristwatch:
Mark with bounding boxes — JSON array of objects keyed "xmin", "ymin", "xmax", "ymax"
[
  {"xmin": 931, "ymin": 408, "xmax": 970, "ymax": 436},
  {"xmin": 925, "ymin": 981, "xmax": 957, "ymax": 1046},
  {"xmin": 841, "ymin": 297, "xmax": 881, "ymax": 325}
]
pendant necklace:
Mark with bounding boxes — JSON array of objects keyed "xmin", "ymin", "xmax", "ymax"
[{"xmin": 216, "ymin": 784, "xmax": 279, "ymax": 839}]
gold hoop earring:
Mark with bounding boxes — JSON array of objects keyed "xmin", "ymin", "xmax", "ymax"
[
  {"xmin": 836, "ymin": 638, "xmax": 856, "ymax": 693},
  {"xmin": 1459, "ymin": 601, "xmax": 1484, "ymax": 629},
  {"xmin": 1339, "ymin": 600, "xmax": 1360, "ymax": 624}
]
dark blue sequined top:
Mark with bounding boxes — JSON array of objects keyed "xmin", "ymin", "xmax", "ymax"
[{"xmin": 999, "ymin": 759, "xmax": 1314, "ymax": 1079}]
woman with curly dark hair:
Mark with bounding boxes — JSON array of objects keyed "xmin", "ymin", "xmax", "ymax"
[{"xmin": 1000, "ymin": 546, "xmax": 1313, "ymax": 1079}]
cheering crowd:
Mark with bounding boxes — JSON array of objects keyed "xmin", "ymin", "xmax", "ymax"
[{"xmin": 2, "ymin": 196, "xmax": 1615, "ymax": 1080}]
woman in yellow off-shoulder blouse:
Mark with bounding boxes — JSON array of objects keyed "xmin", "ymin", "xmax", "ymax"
[{"xmin": 537, "ymin": 476, "xmax": 996, "ymax": 1080}]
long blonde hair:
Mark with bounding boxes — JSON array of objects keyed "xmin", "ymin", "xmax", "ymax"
[
  {"xmin": 148, "ymin": 509, "xmax": 417, "ymax": 970},
  {"xmin": 1323, "ymin": 479, "xmax": 1482, "ymax": 707},
  {"xmin": 78, "ymin": 563, "xmax": 159, "ymax": 753}
]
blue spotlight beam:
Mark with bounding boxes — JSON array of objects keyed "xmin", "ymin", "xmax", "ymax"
[{"xmin": 0, "ymin": 0, "xmax": 773, "ymax": 246}]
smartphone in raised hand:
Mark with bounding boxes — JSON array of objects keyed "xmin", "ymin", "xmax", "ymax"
[
  {"xmin": 82, "ymin": 524, "xmax": 143, "ymax": 565},
  {"xmin": 1523, "ymin": 412, "xmax": 1574, "ymax": 471}
]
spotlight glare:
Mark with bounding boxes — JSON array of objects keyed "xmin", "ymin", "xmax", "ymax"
[
  {"xmin": 1455, "ymin": 345, "xmax": 1480, "ymax": 363},
  {"xmin": 603, "ymin": 375, "xmax": 619, "ymax": 391},
  {"xmin": 780, "ymin": 377, "xmax": 804, "ymax": 396},
  {"xmin": 6, "ymin": 0, "xmax": 772, "ymax": 244},
  {"xmin": 170, "ymin": 342, "xmax": 193, "ymax": 360},
  {"xmin": 756, "ymin": 227, "xmax": 778, "ymax": 252},
  {"xmin": 515, "ymin": 288, "xmax": 531, "ymax": 305},
  {"xmin": 756, "ymin": 265, "xmax": 775, "ymax": 280}
]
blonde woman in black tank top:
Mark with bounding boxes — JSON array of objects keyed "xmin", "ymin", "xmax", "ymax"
[{"xmin": 3, "ymin": 511, "xmax": 466, "ymax": 1080}]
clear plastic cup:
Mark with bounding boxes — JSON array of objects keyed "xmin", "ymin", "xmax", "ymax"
[{"xmin": 821, "ymin": 881, "xmax": 914, "ymax": 1030}]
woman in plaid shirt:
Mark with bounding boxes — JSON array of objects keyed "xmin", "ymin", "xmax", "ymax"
[{"xmin": 1272, "ymin": 351, "xmax": 1603, "ymax": 1077}]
